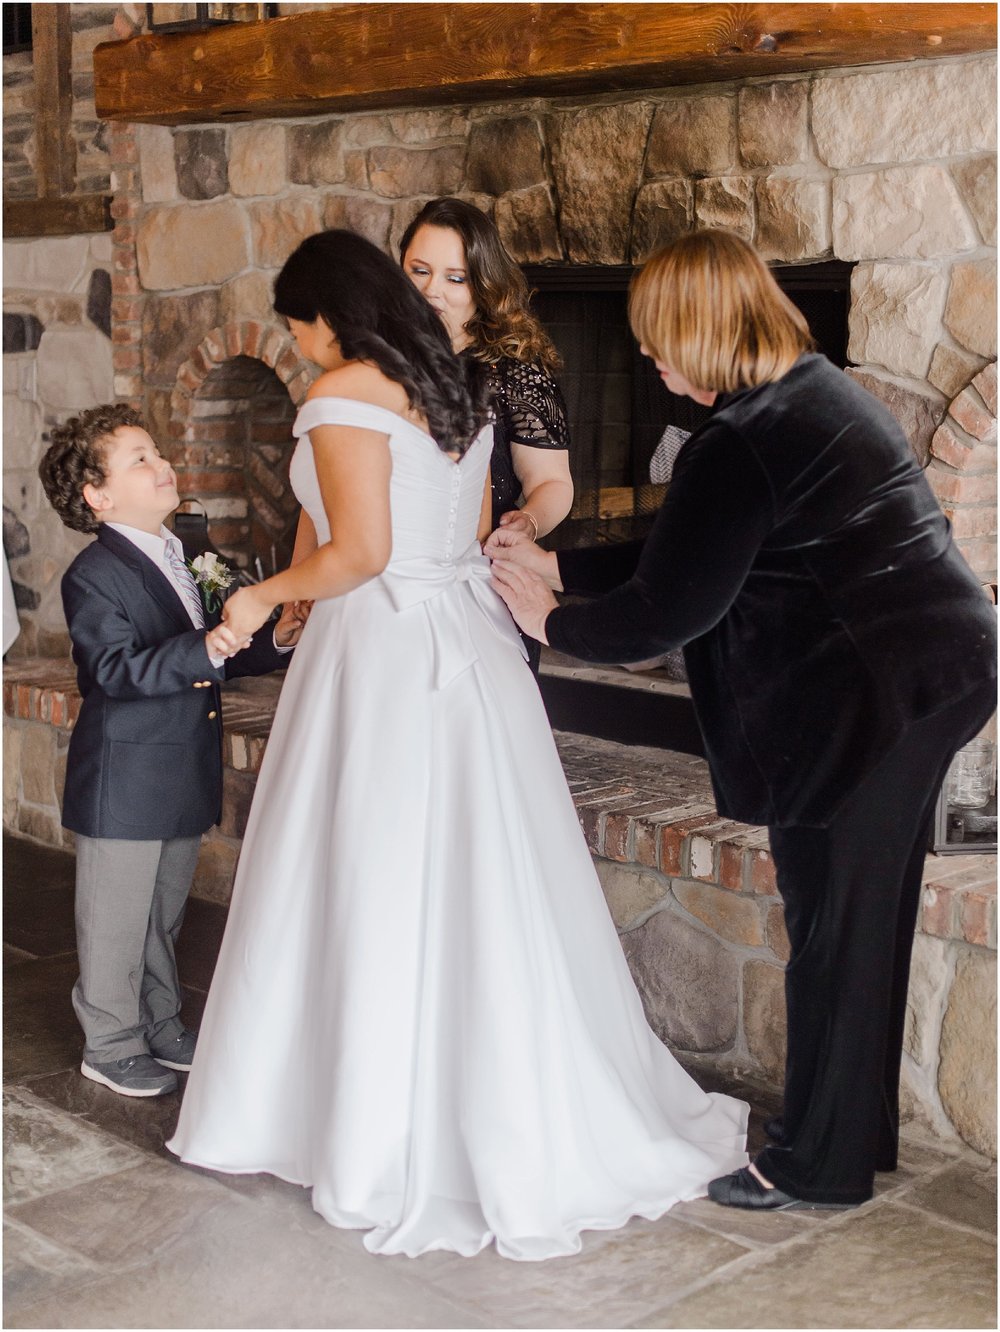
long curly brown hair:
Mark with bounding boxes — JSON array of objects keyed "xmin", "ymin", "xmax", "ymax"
[
  {"xmin": 39, "ymin": 403, "xmax": 145, "ymax": 534},
  {"xmin": 400, "ymin": 198, "xmax": 560, "ymax": 372}
]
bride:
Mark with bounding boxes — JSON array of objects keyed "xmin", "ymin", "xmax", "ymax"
[{"xmin": 166, "ymin": 229, "xmax": 747, "ymax": 1261}]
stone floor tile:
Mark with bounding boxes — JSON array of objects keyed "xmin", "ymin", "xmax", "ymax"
[
  {"xmin": 411, "ymin": 1214, "xmax": 749, "ymax": 1328},
  {"xmin": 4, "ymin": 943, "xmax": 36, "ymax": 964},
  {"xmin": 903, "ymin": 1162, "xmax": 998, "ymax": 1236},
  {"xmin": 19, "ymin": 1069, "xmax": 185, "ymax": 1160},
  {"xmin": 7, "ymin": 1158, "xmax": 238, "ymax": 1268},
  {"xmin": 633, "ymin": 1201, "xmax": 997, "ymax": 1329},
  {"xmin": 6, "ymin": 1188, "xmax": 491, "ymax": 1330},
  {"xmin": 3, "ymin": 1218, "xmax": 101, "ymax": 1313},
  {"xmin": 3, "ymin": 1088, "xmax": 146, "ymax": 1205},
  {"xmin": 667, "ymin": 1193, "xmax": 835, "ymax": 1248},
  {"xmin": 3, "ymin": 955, "xmax": 82, "ymax": 1081}
]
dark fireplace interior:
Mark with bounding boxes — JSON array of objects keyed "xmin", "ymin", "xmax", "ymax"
[
  {"xmin": 526, "ymin": 261, "xmax": 853, "ymax": 549},
  {"xmin": 526, "ymin": 260, "xmax": 854, "ymax": 751}
]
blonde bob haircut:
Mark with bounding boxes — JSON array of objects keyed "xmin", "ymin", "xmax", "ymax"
[{"xmin": 629, "ymin": 229, "xmax": 814, "ymax": 394}]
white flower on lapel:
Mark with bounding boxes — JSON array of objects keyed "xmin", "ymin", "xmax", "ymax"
[{"xmin": 188, "ymin": 552, "xmax": 234, "ymax": 613}]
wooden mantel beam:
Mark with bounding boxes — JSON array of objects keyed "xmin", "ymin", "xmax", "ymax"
[{"xmin": 94, "ymin": 3, "xmax": 997, "ymax": 126}]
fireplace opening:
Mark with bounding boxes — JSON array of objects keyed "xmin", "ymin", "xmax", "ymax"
[
  {"xmin": 525, "ymin": 260, "xmax": 854, "ymax": 750},
  {"xmin": 525, "ymin": 260, "xmax": 853, "ymax": 551},
  {"xmin": 174, "ymin": 354, "xmax": 299, "ymax": 577}
]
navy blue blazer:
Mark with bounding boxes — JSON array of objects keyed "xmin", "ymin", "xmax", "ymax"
[
  {"xmin": 548, "ymin": 355, "xmax": 997, "ymax": 828},
  {"xmin": 60, "ymin": 524, "xmax": 288, "ymax": 840}
]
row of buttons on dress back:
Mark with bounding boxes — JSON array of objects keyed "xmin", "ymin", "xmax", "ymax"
[{"xmin": 444, "ymin": 470, "xmax": 461, "ymax": 558}]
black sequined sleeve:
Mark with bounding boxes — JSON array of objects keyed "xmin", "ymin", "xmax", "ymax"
[{"xmin": 496, "ymin": 359, "xmax": 571, "ymax": 450}]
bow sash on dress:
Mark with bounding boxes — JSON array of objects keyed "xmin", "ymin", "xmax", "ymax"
[{"xmin": 380, "ymin": 541, "xmax": 529, "ymax": 690}]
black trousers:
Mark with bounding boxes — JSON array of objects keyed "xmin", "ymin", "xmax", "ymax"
[{"xmin": 756, "ymin": 684, "xmax": 995, "ymax": 1204}]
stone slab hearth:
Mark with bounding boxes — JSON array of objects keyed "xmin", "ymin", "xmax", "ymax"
[{"xmin": 4, "ymin": 656, "xmax": 995, "ymax": 1161}]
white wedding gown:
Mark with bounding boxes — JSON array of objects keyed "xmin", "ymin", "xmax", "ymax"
[{"xmin": 167, "ymin": 398, "xmax": 748, "ymax": 1261}]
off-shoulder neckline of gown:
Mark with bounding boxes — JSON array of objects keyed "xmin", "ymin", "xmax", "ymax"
[{"xmin": 298, "ymin": 396, "xmax": 487, "ymax": 467}]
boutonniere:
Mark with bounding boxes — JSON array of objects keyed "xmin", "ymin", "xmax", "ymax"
[{"xmin": 188, "ymin": 552, "xmax": 234, "ymax": 613}]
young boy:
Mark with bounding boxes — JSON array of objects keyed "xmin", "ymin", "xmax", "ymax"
[{"xmin": 38, "ymin": 403, "xmax": 302, "ymax": 1097}]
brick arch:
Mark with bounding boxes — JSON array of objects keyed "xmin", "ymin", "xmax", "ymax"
[
  {"xmin": 926, "ymin": 361, "xmax": 997, "ymax": 583},
  {"xmin": 167, "ymin": 322, "xmax": 315, "ymax": 573},
  {"xmin": 169, "ymin": 321, "xmax": 313, "ymax": 432}
]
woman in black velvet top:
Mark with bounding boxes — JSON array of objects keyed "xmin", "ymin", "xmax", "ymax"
[
  {"xmin": 489, "ymin": 230, "xmax": 997, "ymax": 1214},
  {"xmin": 400, "ymin": 198, "xmax": 573, "ymax": 574}
]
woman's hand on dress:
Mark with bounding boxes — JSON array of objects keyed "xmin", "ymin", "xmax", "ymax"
[
  {"xmin": 222, "ymin": 584, "xmax": 275, "ymax": 643},
  {"xmin": 490, "ymin": 559, "xmax": 557, "ymax": 645},
  {"xmin": 484, "ymin": 527, "xmax": 563, "ymax": 590},
  {"xmin": 497, "ymin": 509, "xmax": 539, "ymax": 541}
]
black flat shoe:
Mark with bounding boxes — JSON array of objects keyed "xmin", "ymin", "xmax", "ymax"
[
  {"xmin": 708, "ymin": 1166, "xmax": 860, "ymax": 1212},
  {"xmin": 708, "ymin": 1166, "xmax": 802, "ymax": 1210}
]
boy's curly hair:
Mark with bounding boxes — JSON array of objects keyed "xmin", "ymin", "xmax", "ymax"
[{"xmin": 39, "ymin": 403, "xmax": 145, "ymax": 534}]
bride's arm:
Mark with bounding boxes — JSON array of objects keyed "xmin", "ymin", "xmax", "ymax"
[
  {"xmin": 288, "ymin": 509, "xmax": 318, "ymax": 566},
  {"xmin": 477, "ymin": 466, "xmax": 492, "ymax": 545},
  {"xmin": 222, "ymin": 423, "xmax": 392, "ymax": 640}
]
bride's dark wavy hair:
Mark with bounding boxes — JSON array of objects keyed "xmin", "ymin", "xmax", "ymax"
[{"xmin": 273, "ymin": 229, "xmax": 489, "ymax": 456}]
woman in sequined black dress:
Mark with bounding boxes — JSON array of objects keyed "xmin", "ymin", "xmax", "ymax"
[{"xmin": 401, "ymin": 199, "xmax": 573, "ymax": 669}]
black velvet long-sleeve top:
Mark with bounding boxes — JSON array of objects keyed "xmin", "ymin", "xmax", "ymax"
[{"xmin": 547, "ymin": 354, "xmax": 997, "ymax": 828}]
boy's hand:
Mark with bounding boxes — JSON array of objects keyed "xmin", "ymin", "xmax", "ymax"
[
  {"xmin": 205, "ymin": 623, "xmax": 249, "ymax": 661},
  {"xmin": 274, "ymin": 601, "xmax": 311, "ymax": 648}
]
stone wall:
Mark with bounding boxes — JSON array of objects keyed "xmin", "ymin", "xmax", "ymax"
[{"xmin": 4, "ymin": 47, "xmax": 996, "ymax": 654}]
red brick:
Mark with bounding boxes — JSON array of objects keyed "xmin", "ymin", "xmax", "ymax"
[
  {"xmin": 111, "ymin": 273, "xmax": 141, "ymax": 296},
  {"xmin": 210, "ymin": 520, "xmax": 251, "ymax": 548},
  {"xmin": 192, "ymin": 420, "xmax": 246, "ymax": 445},
  {"xmin": 109, "ymin": 197, "xmax": 139, "ymax": 221},
  {"xmin": 656, "ymin": 812, "xmax": 718, "ymax": 876},
  {"xmin": 174, "ymin": 467, "xmax": 243, "ymax": 495},
  {"xmin": 578, "ymin": 805, "xmax": 604, "ymax": 855},
  {"xmin": 949, "ymin": 506, "xmax": 997, "ymax": 539},
  {"xmin": 113, "ymin": 347, "xmax": 141, "ymax": 372},
  {"xmin": 633, "ymin": 818, "xmax": 659, "ymax": 868},
  {"xmin": 111, "ymin": 296, "xmax": 144, "ymax": 323},
  {"xmin": 717, "ymin": 841, "xmax": 745, "ymax": 891},
  {"xmin": 921, "ymin": 883, "xmax": 956, "ymax": 939},
  {"xmin": 747, "ymin": 847, "xmax": 778, "ymax": 896},
  {"xmin": 949, "ymin": 388, "xmax": 995, "ymax": 441},
  {"xmin": 959, "ymin": 891, "xmax": 994, "ymax": 947},
  {"xmin": 930, "ymin": 420, "xmax": 975, "ymax": 470},
  {"xmin": 603, "ymin": 811, "xmax": 632, "ymax": 862},
  {"xmin": 972, "ymin": 363, "xmax": 997, "ymax": 416},
  {"xmin": 275, "ymin": 347, "xmax": 301, "ymax": 381},
  {"xmin": 928, "ymin": 469, "xmax": 997, "ymax": 505},
  {"xmin": 955, "ymin": 538, "xmax": 996, "ymax": 580}
]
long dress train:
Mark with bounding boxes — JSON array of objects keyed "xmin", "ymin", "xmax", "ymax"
[{"xmin": 167, "ymin": 398, "xmax": 748, "ymax": 1261}]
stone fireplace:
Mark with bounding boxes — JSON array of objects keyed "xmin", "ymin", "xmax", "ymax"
[{"xmin": 5, "ymin": 45, "xmax": 995, "ymax": 655}]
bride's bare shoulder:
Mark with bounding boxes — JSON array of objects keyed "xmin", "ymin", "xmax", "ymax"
[{"xmin": 307, "ymin": 361, "xmax": 410, "ymax": 414}]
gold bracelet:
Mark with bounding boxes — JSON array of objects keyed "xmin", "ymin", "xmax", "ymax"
[{"xmin": 522, "ymin": 511, "xmax": 539, "ymax": 541}]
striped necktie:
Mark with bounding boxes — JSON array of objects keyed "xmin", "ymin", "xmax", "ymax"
[{"xmin": 164, "ymin": 539, "xmax": 205, "ymax": 629}]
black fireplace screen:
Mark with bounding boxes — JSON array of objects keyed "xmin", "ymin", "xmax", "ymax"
[{"xmin": 525, "ymin": 261, "xmax": 852, "ymax": 548}]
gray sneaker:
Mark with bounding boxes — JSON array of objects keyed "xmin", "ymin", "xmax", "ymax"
[
  {"xmin": 150, "ymin": 1029, "xmax": 197, "ymax": 1071},
  {"xmin": 81, "ymin": 1054, "xmax": 178, "ymax": 1098}
]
